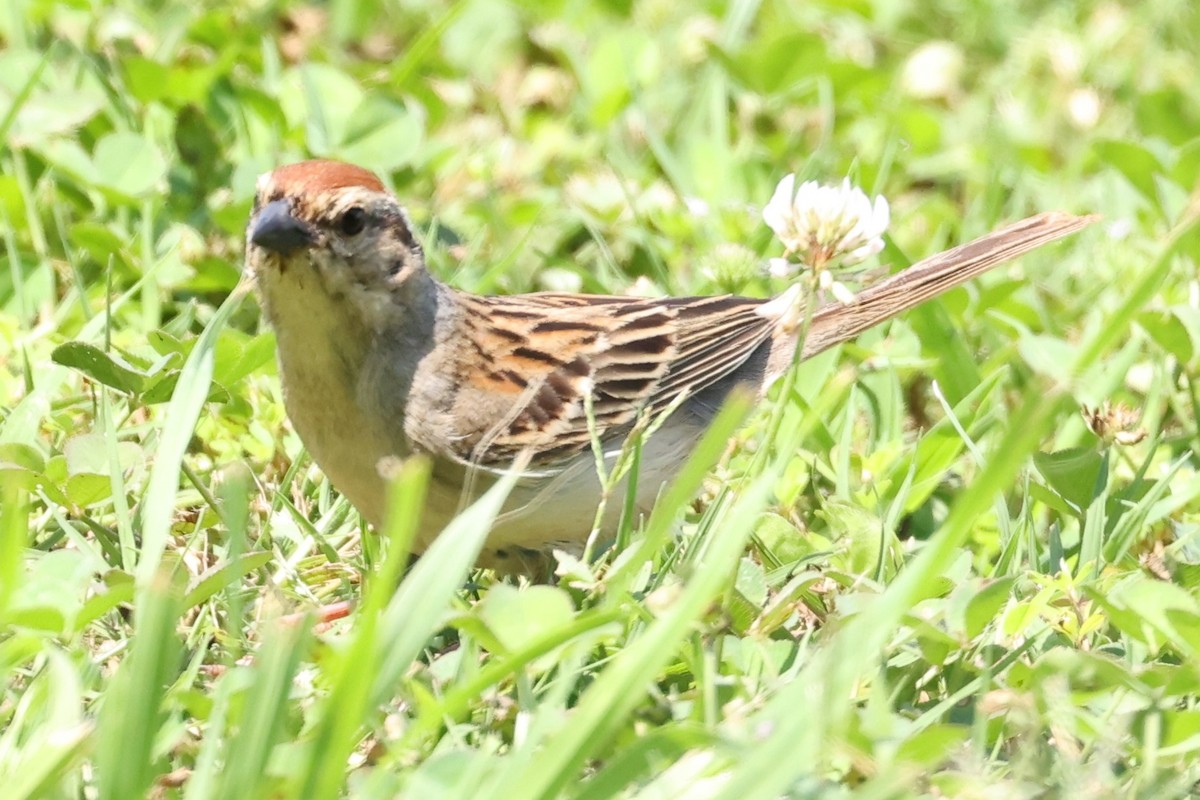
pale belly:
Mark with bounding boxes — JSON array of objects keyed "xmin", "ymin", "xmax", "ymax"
[
  {"xmin": 286, "ymin": 363, "xmax": 702, "ymax": 570},
  {"xmin": 412, "ymin": 414, "xmax": 707, "ymax": 569}
]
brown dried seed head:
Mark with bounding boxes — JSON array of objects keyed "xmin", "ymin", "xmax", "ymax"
[{"xmin": 1081, "ymin": 402, "xmax": 1147, "ymax": 446}]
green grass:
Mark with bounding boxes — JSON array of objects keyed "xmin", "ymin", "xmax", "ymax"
[{"xmin": 3, "ymin": 0, "xmax": 1200, "ymax": 797}]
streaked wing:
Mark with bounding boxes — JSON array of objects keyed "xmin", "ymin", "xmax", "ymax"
[
  {"xmin": 646, "ymin": 295, "xmax": 776, "ymax": 412},
  {"xmin": 453, "ymin": 291, "xmax": 774, "ymax": 466}
]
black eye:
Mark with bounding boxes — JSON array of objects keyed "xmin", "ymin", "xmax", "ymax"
[{"xmin": 338, "ymin": 206, "xmax": 367, "ymax": 236}]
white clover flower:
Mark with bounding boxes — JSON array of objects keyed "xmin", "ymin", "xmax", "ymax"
[
  {"xmin": 684, "ymin": 196, "xmax": 712, "ymax": 217},
  {"xmin": 770, "ymin": 258, "xmax": 856, "ymax": 303},
  {"xmin": 767, "ymin": 257, "xmax": 794, "ymax": 278},
  {"xmin": 762, "ymin": 175, "xmax": 889, "ymax": 274},
  {"xmin": 1106, "ymin": 218, "xmax": 1132, "ymax": 241},
  {"xmin": 819, "ymin": 268, "xmax": 859, "ymax": 304},
  {"xmin": 901, "ymin": 41, "xmax": 964, "ymax": 100},
  {"xmin": 1067, "ymin": 87, "xmax": 1102, "ymax": 130}
]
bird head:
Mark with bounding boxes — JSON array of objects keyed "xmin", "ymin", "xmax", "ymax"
[{"xmin": 246, "ymin": 159, "xmax": 426, "ymax": 294}]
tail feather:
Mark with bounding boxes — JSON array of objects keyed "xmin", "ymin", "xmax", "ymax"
[{"xmin": 793, "ymin": 211, "xmax": 1098, "ymax": 361}]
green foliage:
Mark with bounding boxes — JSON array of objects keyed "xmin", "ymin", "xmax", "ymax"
[{"xmin": 3, "ymin": 0, "xmax": 1200, "ymax": 797}]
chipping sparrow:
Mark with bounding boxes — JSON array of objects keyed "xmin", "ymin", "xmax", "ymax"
[{"xmin": 246, "ymin": 160, "xmax": 1094, "ymax": 572}]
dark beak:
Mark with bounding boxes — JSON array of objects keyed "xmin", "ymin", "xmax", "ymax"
[{"xmin": 250, "ymin": 199, "xmax": 315, "ymax": 254}]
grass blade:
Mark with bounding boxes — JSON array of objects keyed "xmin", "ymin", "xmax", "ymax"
[{"xmin": 95, "ymin": 571, "xmax": 184, "ymax": 800}]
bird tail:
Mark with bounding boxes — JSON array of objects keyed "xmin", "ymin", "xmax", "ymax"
[{"xmin": 794, "ymin": 211, "xmax": 1099, "ymax": 360}]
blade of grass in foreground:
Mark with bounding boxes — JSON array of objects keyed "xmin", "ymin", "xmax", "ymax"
[
  {"xmin": 478, "ymin": 395, "xmax": 785, "ymax": 800},
  {"xmin": 202, "ymin": 470, "xmax": 310, "ymax": 797},
  {"xmin": 92, "ymin": 286, "xmax": 247, "ymax": 797},
  {"xmin": 0, "ymin": 650, "xmax": 90, "ymax": 800},
  {"xmin": 603, "ymin": 390, "xmax": 754, "ymax": 601},
  {"xmin": 400, "ymin": 605, "xmax": 628, "ymax": 747},
  {"xmin": 0, "ymin": 491, "xmax": 90, "ymax": 799},
  {"xmin": 95, "ymin": 571, "xmax": 184, "ymax": 800},
  {"xmin": 211, "ymin": 621, "xmax": 310, "ymax": 800},
  {"xmin": 136, "ymin": 287, "xmax": 246, "ymax": 592},
  {"xmin": 299, "ymin": 457, "xmax": 517, "ymax": 800},
  {"xmin": 297, "ymin": 457, "xmax": 429, "ymax": 800},
  {"xmin": 370, "ymin": 460, "xmax": 519, "ymax": 706},
  {"xmin": 0, "ymin": 483, "xmax": 25, "ymax": 620}
]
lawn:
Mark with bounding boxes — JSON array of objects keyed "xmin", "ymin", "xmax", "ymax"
[{"xmin": 3, "ymin": 0, "xmax": 1200, "ymax": 797}]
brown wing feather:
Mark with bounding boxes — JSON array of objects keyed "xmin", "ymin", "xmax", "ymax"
[
  {"xmin": 453, "ymin": 291, "xmax": 773, "ymax": 467},
  {"xmin": 649, "ymin": 296, "xmax": 774, "ymax": 409}
]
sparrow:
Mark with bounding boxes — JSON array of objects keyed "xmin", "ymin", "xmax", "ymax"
[{"xmin": 245, "ymin": 159, "xmax": 1095, "ymax": 573}]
